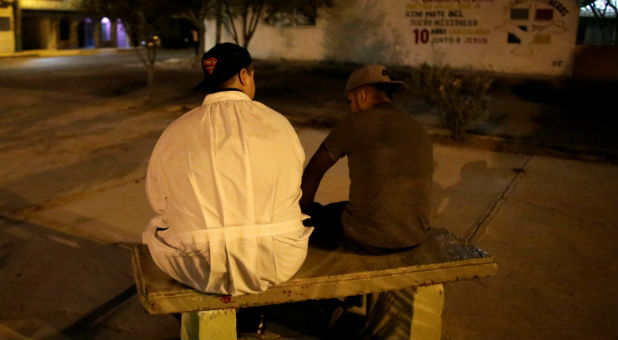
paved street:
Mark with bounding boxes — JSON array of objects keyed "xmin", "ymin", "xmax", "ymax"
[{"xmin": 0, "ymin": 49, "xmax": 616, "ymax": 339}]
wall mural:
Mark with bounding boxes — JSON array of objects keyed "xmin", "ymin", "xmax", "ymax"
[
  {"xmin": 498, "ymin": 0, "xmax": 570, "ymax": 58},
  {"xmin": 402, "ymin": 0, "xmax": 577, "ymax": 74},
  {"xmin": 405, "ymin": 0, "xmax": 494, "ymax": 46}
]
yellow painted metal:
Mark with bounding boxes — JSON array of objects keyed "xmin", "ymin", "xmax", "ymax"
[
  {"xmin": 410, "ymin": 284, "xmax": 444, "ymax": 340},
  {"xmin": 364, "ymin": 288, "xmax": 415, "ymax": 339},
  {"xmin": 361, "ymin": 284, "xmax": 444, "ymax": 340},
  {"xmin": 181, "ymin": 309, "xmax": 237, "ymax": 340}
]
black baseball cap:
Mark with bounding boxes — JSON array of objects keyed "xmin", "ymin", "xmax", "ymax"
[{"xmin": 195, "ymin": 43, "xmax": 253, "ymax": 91}]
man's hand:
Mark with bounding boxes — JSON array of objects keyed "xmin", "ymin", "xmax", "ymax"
[{"xmin": 300, "ymin": 143, "xmax": 337, "ymax": 214}]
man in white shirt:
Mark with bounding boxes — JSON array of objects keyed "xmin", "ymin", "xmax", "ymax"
[{"xmin": 143, "ymin": 43, "xmax": 313, "ymax": 296}]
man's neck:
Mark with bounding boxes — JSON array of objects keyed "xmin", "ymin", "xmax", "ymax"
[
  {"xmin": 366, "ymin": 98, "xmax": 391, "ymax": 110},
  {"xmin": 212, "ymin": 87, "xmax": 244, "ymax": 94}
]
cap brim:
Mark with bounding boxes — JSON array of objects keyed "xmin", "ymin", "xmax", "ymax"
[
  {"xmin": 384, "ymin": 81, "xmax": 407, "ymax": 93},
  {"xmin": 192, "ymin": 79, "xmax": 210, "ymax": 92},
  {"xmin": 346, "ymin": 81, "xmax": 407, "ymax": 96}
]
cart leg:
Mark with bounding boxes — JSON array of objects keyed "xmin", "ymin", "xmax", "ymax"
[
  {"xmin": 180, "ymin": 308, "xmax": 237, "ymax": 340},
  {"xmin": 364, "ymin": 284, "xmax": 444, "ymax": 340}
]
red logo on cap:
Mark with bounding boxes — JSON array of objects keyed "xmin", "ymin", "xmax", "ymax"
[{"xmin": 203, "ymin": 57, "xmax": 218, "ymax": 75}]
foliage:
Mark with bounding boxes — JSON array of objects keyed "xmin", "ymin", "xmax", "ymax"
[{"xmin": 409, "ymin": 64, "xmax": 494, "ymax": 140}]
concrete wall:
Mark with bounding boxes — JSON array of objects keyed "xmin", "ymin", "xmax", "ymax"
[
  {"xmin": 206, "ymin": 0, "xmax": 581, "ymax": 77},
  {"xmin": 205, "ymin": 19, "xmax": 317, "ymax": 59},
  {"xmin": 0, "ymin": 6, "xmax": 15, "ymax": 53},
  {"xmin": 573, "ymin": 45, "xmax": 618, "ymax": 79}
]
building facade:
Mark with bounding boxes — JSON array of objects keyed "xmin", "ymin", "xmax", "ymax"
[
  {"xmin": 0, "ymin": 0, "xmax": 130, "ymax": 53},
  {"xmin": 206, "ymin": 0, "xmax": 581, "ymax": 77},
  {"xmin": 0, "ymin": 0, "xmax": 15, "ymax": 52}
]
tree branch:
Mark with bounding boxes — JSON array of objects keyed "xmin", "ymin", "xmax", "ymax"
[
  {"xmin": 184, "ymin": 10, "xmax": 201, "ymax": 28},
  {"xmin": 223, "ymin": 0, "xmax": 240, "ymax": 45},
  {"xmin": 249, "ymin": 2, "xmax": 264, "ymax": 34},
  {"xmin": 244, "ymin": 1, "xmax": 264, "ymax": 47},
  {"xmin": 242, "ymin": 4, "xmax": 248, "ymax": 45},
  {"xmin": 589, "ymin": 2, "xmax": 603, "ymax": 18},
  {"xmin": 134, "ymin": 45, "xmax": 147, "ymax": 66}
]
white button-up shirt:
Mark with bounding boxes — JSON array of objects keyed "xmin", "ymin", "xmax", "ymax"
[{"xmin": 143, "ymin": 91, "xmax": 312, "ymax": 295}]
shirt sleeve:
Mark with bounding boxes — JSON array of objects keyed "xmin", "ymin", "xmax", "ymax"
[{"xmin": 323, "ymin": 114, "xmax": 357, "ymax": 160}]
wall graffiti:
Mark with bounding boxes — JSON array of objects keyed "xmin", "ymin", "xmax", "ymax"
[
  {"xmin": 238, "ymin": 0, "xmax": 580, "ymax": 76},
  {"xmin": 405, "ymin": 0, "xmax": 493, "ymax": 46},
  {"xmin": 497, "ymin": 0, "xmax": 570, "ymax": 57},
  {"xmin": 405, "ymin": 0, "xmax": 571, "ymax": 58}
]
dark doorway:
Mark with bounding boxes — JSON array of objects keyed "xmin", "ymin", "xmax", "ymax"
[
  {"xmin": 22, "ymin": 16, "xmax": 45, "ymax": 50},
  {"xmin": 78, "ymin": 17, "xmax": 94, "ymax": 48}
]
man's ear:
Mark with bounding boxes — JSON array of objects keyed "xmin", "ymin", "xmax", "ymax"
[
  {"xmin": 358, "ymin": 87, "xmax": 367, "ymax": 104},
  {"xmin": 238, "ymin": 68, "xmax": 250, "ymax": 86}
]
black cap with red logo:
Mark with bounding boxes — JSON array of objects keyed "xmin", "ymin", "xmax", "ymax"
[{"xmin": 196, "ymin": 43, "xmax": 252, "ymax": 91}]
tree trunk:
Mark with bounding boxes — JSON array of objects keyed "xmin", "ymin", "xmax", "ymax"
[
  {"xmin": 198, "ymin": 27, "xmax": 206, "ymax": 55},
  {"xmin": 146, "ymin": 65, "xmax": 156, "ymax": 101},
  {"xmin": 216, "ymin": 0, "xmax": 222, "ymax": 44}
]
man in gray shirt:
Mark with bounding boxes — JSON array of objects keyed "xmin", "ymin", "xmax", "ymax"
[{"xmin": 300, "ymin": 64, "xmax": 433, "ymax": 253}]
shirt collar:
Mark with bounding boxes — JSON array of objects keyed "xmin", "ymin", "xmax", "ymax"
[{"xmin": 202, "ymin": 90, "xmax": 251, "ymax": 106}]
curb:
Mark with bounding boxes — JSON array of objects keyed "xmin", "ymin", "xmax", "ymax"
[
  {"xmin": 426, "ymin": 126, "xmax": 618, "ymax": 164},
  {"xmin": 0, "ymin": 48, "xmax": 133, "ymax": 59}
]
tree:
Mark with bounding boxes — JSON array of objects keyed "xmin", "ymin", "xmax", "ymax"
[
  {"xmin": 222, "ymin": 0, "xmax": 264, "ymax": 48},
  {"xmin": 168, "ymin": 0, "xmax": 331, "ymax": 55},
  {"xmin": 83, "ymin": 0, "xmax": 172, "ymax": 100},
  {"xmin": 222, "ymin": 0, "xmax": 331, "ymax": 49},
  {"xmin": 581, "ymin": 0, "xmax": 617, "ymax": 18}
]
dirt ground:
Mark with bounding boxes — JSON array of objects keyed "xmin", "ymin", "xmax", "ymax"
[{"xmin": 2, "ymin": 48, "xmax": 615, "ymax": 163}]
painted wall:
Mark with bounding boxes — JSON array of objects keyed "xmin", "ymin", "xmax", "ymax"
[
  {"xmin": 0, "ymin": 6, "xmax": 15, "ymax": 53},
  {"xmin": 206, "ymin": 0, "xmax": 580, "ymax": 76}
]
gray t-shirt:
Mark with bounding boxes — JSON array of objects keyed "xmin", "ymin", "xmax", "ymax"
[{"xmin": 324, "ymin": 102, "xmax": 433, "ymax": 248}]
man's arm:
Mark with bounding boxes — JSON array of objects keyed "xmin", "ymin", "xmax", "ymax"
[{"xmin": 300, "ymin": 143, "xmax": 338, "ymax": 214}]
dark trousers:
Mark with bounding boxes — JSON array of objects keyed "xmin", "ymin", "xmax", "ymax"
[
  {"xmin": 306, "ymin": 201, "xmax": 416, "ymax": 255},
  {"xmin": 305, "ymin": 201, "xmax": 347, "ymax": 250}
]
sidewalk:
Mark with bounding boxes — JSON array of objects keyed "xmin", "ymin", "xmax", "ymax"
[
  {"xmin": 0, "ymin": 47, "xmax": 132, "ymax": 59},
  {"xmin": 0, "ymin": 51, "xmax": 616, "ymax": 339}
]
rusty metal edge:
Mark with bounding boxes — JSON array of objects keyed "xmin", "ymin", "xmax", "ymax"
[{"xmin": 139, "ymin": 257, "xmax": 498, "ymax": 315}]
